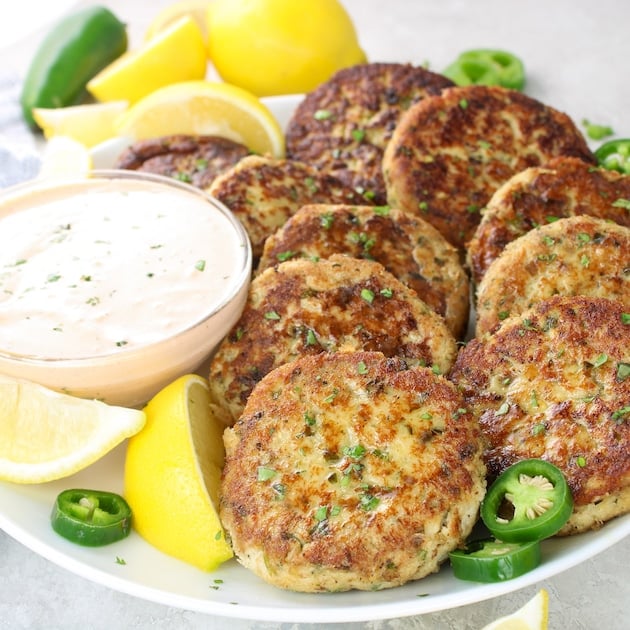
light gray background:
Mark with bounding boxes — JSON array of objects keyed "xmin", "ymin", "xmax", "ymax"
[{"xmin": 1, "ymin": 1, "xmax": 628, "ymax": 628}]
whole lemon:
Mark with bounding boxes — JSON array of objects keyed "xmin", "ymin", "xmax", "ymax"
[{"xmin": 207, "ymin": 0, "xmax": 367, "ymax": 96}]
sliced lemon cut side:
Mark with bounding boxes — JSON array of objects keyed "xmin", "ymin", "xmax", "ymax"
[
  {"xmin": 87, "ymin": 15, "xmax": 207, "ymax": 105},
  {"xmin": 38, "ymin": 136, "xmax": 93, "ymax": 179},
  {"xmin": 482, "ymin": 589, "xmax": 549, "ymax": 630},
  {"xmin": 32, "ymin": 101, "xmax": 128, "ymax": 148},
  {"xmin": 115, "ymin": 79, "xmax": 285, "ymax": 157},
  {"xmin": 0, "ymin": 375, "xmax": 145, "ymax": 484},
  {"xmin": 124, "ymin": 374, "xmax": 233, "ymax": 571},
  {"xmin": 145, "ymin": 0, "xmax": 212, "ymax": 46}
]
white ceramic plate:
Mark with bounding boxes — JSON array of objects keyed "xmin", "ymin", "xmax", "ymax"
[
  {"xmin": 1, "ymin": 93, "xmax": 628, "ymax": 623},
  {"xmin": 0, "ymin": 446, "xmax": 628, "ymax": 624}
]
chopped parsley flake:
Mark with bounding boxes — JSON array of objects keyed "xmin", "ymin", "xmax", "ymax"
[
  {"xmin": 612, "ymin": 198, "xmax": 630, "ymax": 210},
  {"xmin": 314, "ymin": 109, "xmax": 333, "ymax": 121},
  {"xmin": 589, "ymin": 353, "xmax": 608, "ymax": 368},
  {"xmin": 617, "ymin": 362, "xmax": 630, "ymax": 381},
  {"xmin": 360, "ymin": 288, "xmax": 375, "ymax": 303},
  {"xmin": 264, "ymin": 310, "xmax": 281, "ymax": 320},
  {"xmin": 496, "ymin": 402, "xmax": 510, "ymax": 416},
  {"xmin": 194, "ymin": 259, "xmax": 206, "ymax": 271},
  {"xmin": 257, "ymin": 466, "xmax": 277, "ymax": 481},
  {"xmin": 277, "ymin": 250, "xmax": 296, "ymax": 262},
  {"xmin": 582, "ymin": 119, "xmax": 614, "ymax": 140},
  {"xmin": 357, "ymin": 360, "xmax": 368, "ymax": 374},
  {"xmin": 351, "ymin": 128, "xmax": 366, "ymax": 142},
  {"xmin": 359, "ymin": 493, "xmax": 380, "ymax": 511}
]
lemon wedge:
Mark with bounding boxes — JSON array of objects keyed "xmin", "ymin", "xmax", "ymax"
[
  {"xmin": 145, "ymin": 0, "xmax": 212, "ymax": 46},
  {"xmin": 87, "ymin": 15, "xmax": 207, "ymax": 105},
  {"xmin": 124, "ymin": 374, "xmax": 233, "ymax": 571},
  {"xmin": 38, "ymin": 136, "xmax": 93, "ymax": 179},
  {"xmin": 115, "ymin": 79, "xmax": 285, "ymax": 157},
  {"xmin": 482, "ymin": 589, "xmax": 549, "ymax": 630},
  {"xmin": 0, "ymin": 374, "xmax": 145, "ymax": 484},
  {"xmin": 32, "ymin": 101, "xmax": 128, "ymax": 148}
]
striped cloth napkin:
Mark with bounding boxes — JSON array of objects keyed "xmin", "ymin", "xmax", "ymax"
[{"xmin": 0, "ymin": 72, "xmax": 41, "ymax": 188}]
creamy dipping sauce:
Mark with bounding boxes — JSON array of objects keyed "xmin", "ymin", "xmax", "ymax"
[{"xmin": 0, "ymin": 176, "xmax": 248, "ymax": 360}]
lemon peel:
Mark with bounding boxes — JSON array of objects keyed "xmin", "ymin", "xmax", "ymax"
[
  {"xmin": 207, "ymin": 0, "xmax": 366, "ymax": 96},
  {"xmin": 124, "ymin": 374, "xmax": 233, "ymax": 571},
  {"xmin": 144, "ymin": 0, "xmax": 212, "ymax": 46},
  {"xmin": 87, "ymin": 15, "xmax": 207, "ymax": 105},
  {"xmin": 481, "ymin": 589, "xmax": 549, "ymax": 630}
]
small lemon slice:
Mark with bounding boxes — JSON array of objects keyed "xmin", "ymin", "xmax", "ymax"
[
  {"xmin": 124, "ymin": 374, "xmax": 233, "ymax": 571},
  {"xmin": 32, "ymin": 101, "xmax": 128, "ymax": 148},
  {"xmin": 115, "ymin": 79, "xmax": 285, "ymax": 157},
  {"xmin": 0, "ymin": 374, "xmax": 145, "ymax": 484},
  {"xmin": 38, "ymin": 136, "xmax": 93, "ymax": 179},
  {"xmin": 144, "ymin": 0, "xmax": 212, "ymax": 46},
  {"xmin": 482, "ymin": 589, "xmax": 549, "ymax": 630},
  {"xmin": 87, "ymin": 15, "xmax": 207, "ymax": 105}
]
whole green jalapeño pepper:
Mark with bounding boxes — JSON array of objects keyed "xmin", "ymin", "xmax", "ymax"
[
  {"xmin": 594, "ymin": 138, "xmax": 630, "ymax": 174},
  {"xmin": 443, "ymin": 49, "xmax": 526, "ymax": 91},
  {"xmin": 51, "ymin": 489, "xmax": 132, "ymax": 546},
  {"xmin": 481, "ymin": 459, "xmax": 573, "ymax": 543},
  {"xmin": 20, "ymin": 5, "xmax": 128, "ymax": 129}
]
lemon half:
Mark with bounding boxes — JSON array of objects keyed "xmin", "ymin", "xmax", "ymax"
[
  {"xmin": 124, "ymin": 374, "xmax": 233, "ymax": 571},
  {"xmin": 0, "ymin": 375, "xmax": 145, "ymax": 484}
]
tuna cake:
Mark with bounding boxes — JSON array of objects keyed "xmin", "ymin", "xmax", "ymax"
[
  {"xmin": 475, "ymin": 215, "xmax": 630, "ymax": 336},
  {"xmin": 449, "ymin": 295, "xmax": 630, "ymax": 535},
  {"xmin": 285, "ymin": 62, "xmax": 455, "ymax": 204},
  {"xmin": 208, "ymin": 254, "xmax": 458, "ymax": 425},
  {"xmin": 220, "ymin": 351, "xmax": 486, "ymax": 592},
  {"xmin": 207, "ymin": 155, "xmax": 365, "ymax": 259},
  {"xmin": 383, "ymin": 85, "xmax": 595, "ymax": 250},
  {"xmin": 257, "ymin": 203, "xmax": 470, "ymax": 339},
  {"xmin": 467, "ymin": 156, "xmax": 630, "ymax": 285},
  {"xmin": 114, "ymin": 134, "xmax": 250, "ymax": 188}
]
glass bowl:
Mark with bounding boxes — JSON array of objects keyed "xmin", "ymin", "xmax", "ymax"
[{"xmin": 0, "ymin": 170, "xmax": 252, "ymax": 407}]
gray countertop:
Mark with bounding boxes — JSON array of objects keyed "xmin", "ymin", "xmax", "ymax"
[{"xmin": 1, "ymin": 1, "xmax": 629, "ymax": 628}]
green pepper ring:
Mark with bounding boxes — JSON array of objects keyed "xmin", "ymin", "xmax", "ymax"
[
  {"xmin": 481, "ymin": 459, "xmax": 573, "ymax": 543},
  {"xmin": 51, "ymin": 488, "xmax": 132, "ymax": 547},
  {"xmin": 443, "ymin": 49, "xmax": 526, "ymax": 91},
  {"xmin": 449, "ymin": 538, "xmax": 541, "ymax": 582},
  {"xmin": 594, "ymin": 138, "xmax": 630, "ymax": 174}
]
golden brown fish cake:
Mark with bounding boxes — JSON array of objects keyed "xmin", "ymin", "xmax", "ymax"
[
  {"xmin": 383, "ymin": 86, "xmax": 595, "ymax": 251},
  {"xmin": 209, "ymin": 254, "xmax": 458, "ymax": 425},
  {"xmin": 207, "ymin": 155, "xmax": 365, "ymax": 259},
  {"xmin": 220, "ymin": 351, "xmax": 486, "ymax": 592},
  {"xmin": 114, "ymin": 134, "xmax": 250, "ymax": 188},
  {"xmin": 475, "ymin": 216, "xmax": 630, "ymax": 336},
  {"xmin": 258, "ymin": 203, "xmax": 470, "ymax": 338},
  {"xmin": 467, "ymin": 156, "xmax": 630, "ymax": 285},
  {"xmin": 285, "ymin": 63, "xmax": 455, "ymax": 204},
  {"xmin": 449, "ymin": 296, "xmax": 630, "ymax": 535}
]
